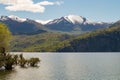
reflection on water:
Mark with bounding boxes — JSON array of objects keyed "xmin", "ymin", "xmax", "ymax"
[
  {"xmin": 0, "ymin": 53, "xmax": 120, "ymax": 80},
  {"xmin": 0, "ymin": 70, "xmax": 15, "ymax": 80}
]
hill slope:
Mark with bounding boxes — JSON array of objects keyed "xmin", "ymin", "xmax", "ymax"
[
  {"xmin": 11, "ymin": 32, "xmax": 72, "ymax": 52},
  {"xmin": 45, "ymin": 22, "xmax": 120, "ymax": 52}
]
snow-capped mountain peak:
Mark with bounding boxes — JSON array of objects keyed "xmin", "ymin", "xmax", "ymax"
[
  {"xmin": 64, "ymin": 15, "xmax": 87, "ymax": 24},
  {"xmin": 0, "ymin": 15, "xmax": 27, "ymax": 22},
  {"xmin": 45, "ymin": 15, "xmax": 89, "ymax": 25},
  {"xmin": 8, "ymin": 15, "xmax": 26, "ymax": 22}
]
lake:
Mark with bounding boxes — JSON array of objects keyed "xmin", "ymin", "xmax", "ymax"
[{"xmin": 0, "ymin": 53, "xmax": 120, "ymax": 80}]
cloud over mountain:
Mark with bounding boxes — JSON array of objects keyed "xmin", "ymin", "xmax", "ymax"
[{"xmin": 0, "ymin": 0, "xmax": 63, "ymax": 13}]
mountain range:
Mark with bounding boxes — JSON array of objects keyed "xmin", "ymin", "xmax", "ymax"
[
  {"xmin": 45, "ymin": 15, "xmax": 111, "ymax": 33},
  {"xmin": 0, "ymin": 15, "xmax": 112, "ymax": 34},
  {"xmin": 0, "ymin": 15, "xmax": 47, "ymax": 35}
]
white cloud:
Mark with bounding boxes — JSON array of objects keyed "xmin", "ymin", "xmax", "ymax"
[
  {"xmin": 37, "ymin": 1, "xmax": 64, "ymax": 6},
  {"xmin": 37, "ymin": 1, "xmax": 55, "ymax": 6},
  {"xmin": 0, "ymin": 0, "xmax": 63, "ymax": 13}
]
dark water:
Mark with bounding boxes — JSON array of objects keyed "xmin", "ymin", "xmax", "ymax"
[{"xmin": 0, "ymin": 53, "xmax": 120, "ymax": 80}]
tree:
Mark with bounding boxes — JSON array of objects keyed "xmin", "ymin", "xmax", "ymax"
[
  {"xmin": 0, "ymin": 23, "xmax": 12, "ymax": 53},
  {"xmin": 0, "ymin": 23, "xmax": 12, "ymax": 70}
]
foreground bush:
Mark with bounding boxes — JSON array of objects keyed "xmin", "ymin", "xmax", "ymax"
[
  {"xmin": 0, "ymin": 53, "xmax": 41, "ymax": 70},
  {"xmin": 28, "ymin": 58, "xmax": 40, "ymax": 67}
]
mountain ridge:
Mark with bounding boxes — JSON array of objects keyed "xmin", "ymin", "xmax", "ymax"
[
  {"xmin": 45, "ymin": 15, "xmax": 111, "ymax": 33},
  {"xmin": 0, "ymin": 15, "xmax": 47, "ymax": 35},
  {"xmin": 0, "ymin": 15, "xmax": 111, "ymax": 25},
  {"xmin": 45, "ymin": 15, "xmax": 110, "ymax": 25},
  {"xmin": 0, "ymin": 15, "xmax": 112, "ymax": 34}
]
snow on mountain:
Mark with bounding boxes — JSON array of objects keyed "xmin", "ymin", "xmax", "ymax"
[
  {"xmin": 0, "ymin": 15, "xmax": 112, "ymax": 34},
  {"xmin": 45, "ymin": 15, "xmax": 102, "ymax": 25},
  {"xmin": 45, "ymin": 15, "xmax": 111, "ymax": 26},
  {"xmin": 36, "ymin": 20, "xmax": 52, "ymax": 25},
  {"xmin": 64, "ymin": 15, "xmax": 87, "ymax": 24},
  {"xmin": 0, "ymin": 15, "xmax": 47, "ymax": 35},
  {"xmin": 8, "ymin": 15, "xmax": 26, "ymax": 22},
  {"xmin": 0, "ymin": 15, "xmax": 110, "ymax": 25},
  {"xmin": 0, "ymin": 15, "xmax": 51, "ymax": 24},
  {"xmin": 0, "ymin": 15, "xmax": 26, "ymax": 22},
  {"xmin": 44, "ymin": 15, "xmax": 112, "ymax": 33}
]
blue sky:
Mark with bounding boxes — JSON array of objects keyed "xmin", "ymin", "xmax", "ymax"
[{"xmin": 0, "ymin": 0, "xmax": 120, "ymax": 22}]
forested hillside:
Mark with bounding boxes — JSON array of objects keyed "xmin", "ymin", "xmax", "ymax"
[
  {"xmin": 46, "ymin": 23, "xmax": 120, "ymax": 52},
  {"xmin": 11, "ymin": 32, "xmax": 72, "ymax": 52}
]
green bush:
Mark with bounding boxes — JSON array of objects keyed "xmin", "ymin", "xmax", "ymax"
[{"xmin": 28, "ymin": 58, "xmax": 40, "ymax": 67}]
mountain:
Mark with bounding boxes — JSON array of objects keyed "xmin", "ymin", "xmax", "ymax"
[
  {"xmin": 110, "ymin": 20, "xmax": 120, "ymax": 28},
  {"xmin": 44, "ymin": 15, "xmax": 111, "ymax": 33},
  {"xmin": 42, "ymin": 21, "xmax": 120, "ymax": 52},
  {"xmin": 0, "ymin": 15, "xmax": 112, "ymax": 35},
  {"xmin": 0, "ymin": 15, "xmax": 47, "ymax": 35}
]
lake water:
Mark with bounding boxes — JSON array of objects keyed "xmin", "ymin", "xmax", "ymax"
[{"xmin": 0, "ymin": 53, "xmax": 120, "ymax": 80}]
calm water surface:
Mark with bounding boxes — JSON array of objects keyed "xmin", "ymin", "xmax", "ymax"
[{"xmin": 0, "ymin": 53, "xmax": 120, "ymax": 80}]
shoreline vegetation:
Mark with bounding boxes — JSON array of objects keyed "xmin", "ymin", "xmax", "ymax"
[
  {"xmin": 0, "ymin": 23, "xmax": 40, "ymax": 70},
  {"xmin": 0, "ymin": 52, "xmax": 40, "ymax": 70}
]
